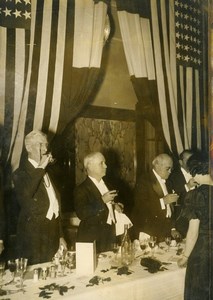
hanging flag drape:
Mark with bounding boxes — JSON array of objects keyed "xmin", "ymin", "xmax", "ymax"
[
  {"xmin": 116, "ymin": 0, "xmax": 207, "ymax": 155},
  {"xmin": 0, "ymin": 0, "xmax": 109, "ymax": 171}
]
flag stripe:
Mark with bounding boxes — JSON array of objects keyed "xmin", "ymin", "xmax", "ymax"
[
  {"xmin": 49, "ymin": 0, "xmax": 67, "ymax": 134},
  {"xmin": 9, "ymin": 29, "xmax": 26, "ymax": 156},
  {"xmin": 0, "ymin": 27, "xmax": 6, "ymax": 135},
  {"xmin": 33, "ymin": 0, "xmax": 53, "ymax": 131},
  {"xmin": 186, "ymin": 67, "xmax": 193, "ymax": 146},
  {"xmin": 150, "ymin": 0, "xmax": 172, "ymax": 150},
  {"xmin": 10, "ymin": 0, "xmax": 37, "ymax": 170},
  {"xmin": 195, "ymin": 69, "xmax": 201, "ymax": 148}
]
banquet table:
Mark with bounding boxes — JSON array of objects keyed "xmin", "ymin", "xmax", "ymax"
[{"xmin": 0, "ymin": 244, "xmax": 186, "ymax": 300}]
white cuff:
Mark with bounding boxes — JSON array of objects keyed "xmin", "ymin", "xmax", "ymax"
[{"xmin": 160, "ymin": 198, "xmax": 166, "ymax": 209}]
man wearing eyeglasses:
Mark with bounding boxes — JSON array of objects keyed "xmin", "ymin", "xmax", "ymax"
[{"xmin": 13, "ymin": 130, "xmax": 67, "ymax": 265}]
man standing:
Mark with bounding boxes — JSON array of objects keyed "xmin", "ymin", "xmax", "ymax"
[
  {"xmin": 74, "ymin": 152, "xmax": 123, "ymax": 253},
  {"xmin": 13, "ymin": 130, "xmax": 67, "ymax": 265},
  {"xmin": 131, "ymin": 153, "xmax": 180, "ymax": 241},
  {"xmin": 167, "ymin": 150, "xmax": 199, "ymax": 236}
]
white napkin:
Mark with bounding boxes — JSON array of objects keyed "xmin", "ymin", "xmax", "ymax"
[
  {"xmin": 139, "ymin": 232, "xmax": 150, "ymax": 242},
  {"xmin": 114, "ymin": 210, "xmax": 133, "ymax": 236}
]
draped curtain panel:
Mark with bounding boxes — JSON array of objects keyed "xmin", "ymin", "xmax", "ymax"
[
  {"xmin": 116, "ymin": 0, "xmax": 208, "ymax": 156},
  {"xmin": 0, "ymin": 0, "xmax": 109, "ymax": 171}
]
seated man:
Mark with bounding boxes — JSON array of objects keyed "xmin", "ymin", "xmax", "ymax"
[
  {"xmin": 74, "ymin": 152, "xmax": 128, "ymax": 253},
  {"xmin": 131, "ymin": 153, "xmax": 180, "ymax": 241}
]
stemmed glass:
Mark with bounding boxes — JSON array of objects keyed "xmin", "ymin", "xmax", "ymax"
[
  {"xmin": 111, "ymin": 243, "xmax": 120, "ymax": 263},
  {"xmin": 165, "ymin": 236, "xmax": 172, "ymax": 252},
  {"xmin": 139, "ymin": 239, "xmax": 148, "ymax": 257},
  {"xmin": 66, "ymin": 251, "xmax": 76, "ymax": 273},
  {"xmin": 148, "ymin": 236, "xmax": 157, "ymax": 258},
  {"xmin": 15, "ymin": 258, "xmax": 28, "ymax": 290},
  {"xmin": 58, "ymin": 251, "xmax": 67, "ymax": 276},
  {"xmin": 6, "ymin": 259, "xmax": 17, "ymax": 285}
]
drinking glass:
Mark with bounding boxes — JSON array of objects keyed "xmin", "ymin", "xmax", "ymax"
[
  {"xmin": 148, "ymin": 236, "xmax": 157, "ymax": 258},
  {"xmin": 0, "ymin": 261, "xmax": 5, "ymax": 286},
  {"xmin": 7, "ymin": 259, "xmax": 17, "ymax": 285},
  {"xmin": 66, "ymin": 251, "xmax": 76, "ymax": 273},
  {"xmin": 139, "ymin": 239, "xmax": 148, "ymax": 256},
  {"xmin": 165, "ymin": 236, "xmax": 172, "ymax": 252},
  {"xmin": 111, "ymin": 243, "xmax": 120, "ymax": 263},
  {"xmin": 15, "ymin": 258, "xmax": 28, "ymax": 290},
  {"xmin": 58, "ymin": 251, "xmax": 67, "ymax": 276}
]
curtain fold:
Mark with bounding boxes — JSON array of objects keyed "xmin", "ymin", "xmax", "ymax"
[
  {"xmin": 0, "ymin": 0, "xmax": 109, "ymax": 172},
  {"xmin": 116, "ymin": 0, "xmax": 207, "ymax": 156}
]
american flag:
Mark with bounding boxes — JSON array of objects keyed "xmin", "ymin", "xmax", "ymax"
[
  {"xmin": 0, "ymin": 0, "xmax": 108, "ymax": 171},
  {"xmin": 175, "ymin": 0, "xmax": 204, "ymax": 149},
  {"xmin": 116, "ymin": 0, "xmax": 207, "ymax": 155}
]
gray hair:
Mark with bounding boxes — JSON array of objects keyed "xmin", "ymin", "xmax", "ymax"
[
  {"xmin": 24, "ymin": 130, "xmax": 47, "ymax": 148},
  {"xmin": 83, "ymin": 152, "xmax": 102, "ymax": 170},
  {"xmin": 152, "ymin": 153, "xmax": 172, "ymax": 167}
]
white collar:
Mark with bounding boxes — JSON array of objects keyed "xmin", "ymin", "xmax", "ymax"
[{"xmin": 152, "ymin": 169, "xmax": 166, "ymax": 183}]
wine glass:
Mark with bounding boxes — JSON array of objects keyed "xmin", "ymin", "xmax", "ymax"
[
  {"xmin": 111, "ymin": 243, "xmax": 120, "ymax": 263},
  {"xmin": 0, "ymin": 261, "xmax": 5, "ymax": 286},
  {"xmin": 139, "ymin": 239, "xmax": 148, "ymax": 256},
  {"xmin": 15, "ymin": 258, "xmax": 28, "ymax": 290},
  {"xmin": 165, "ymin": 236, "xmax": 172, "ymax": 252},
  {"xmin": 7, "ymin": 259, "xmax": 17, "ymax": 285},
  {"xmin": 58, "ymin": 251, "xmax": 67, "ymax": 276},
  {"xmin": 148, "ymin": 236, "xmax": 157, "ymax": 258},
  {"xmin": 66, "ymin": 251, "xmax": 76, "ymax": 273}
]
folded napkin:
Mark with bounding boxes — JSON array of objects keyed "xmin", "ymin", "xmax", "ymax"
[
  {"xmin": 114, "ymin": 211, "xmax": 133, "ymax": 236},
  {"xmin": 139, "ymin": 232, "xmax": 150, "ymax": 241}
]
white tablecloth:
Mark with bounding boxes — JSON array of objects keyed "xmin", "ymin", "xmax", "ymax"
[{"xmin": 0, "ymin": 246, "xmax": 186, "ymax": 300}]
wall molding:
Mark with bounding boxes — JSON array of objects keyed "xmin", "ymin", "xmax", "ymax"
[{"xmin": 80, "ymin": 105, "xmax": 136, "ymax": 122}]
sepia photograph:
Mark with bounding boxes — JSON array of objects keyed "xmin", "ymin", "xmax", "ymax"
[{"xmin": 0, "ymin": 0, "xmax": 212, "ymax": 299}]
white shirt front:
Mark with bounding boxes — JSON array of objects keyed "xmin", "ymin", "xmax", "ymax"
[
  {"xmin": 152, "ymin": 169, "xmax": 172, "ymax": 218},
  {"xmin": 89, "ymin": 176, "xmax": 116, "ymax": 224},
  {"xmin": 28, "ymin": 159, "xmax": 59, "ymax": 220}
]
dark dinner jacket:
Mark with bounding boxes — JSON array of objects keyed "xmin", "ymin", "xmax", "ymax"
[
  {"xmin": 74, "ymin": 177, "xmax": 115, "ymax": 252},
  {"xmin": 0, "ymin": 165, "xmax": 5, "ymax": 242},
  {"xmin": 13, "ymin": 159, "xmax": 63, "ymax": 264},
  {"xmin": 131, "ymin": 170, "xmax": 175, "ymax": 240}
]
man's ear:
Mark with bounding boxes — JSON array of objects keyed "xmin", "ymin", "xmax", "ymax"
[
  {"xmin": 179, "ymin": 159, "xmax": 183, "ymax": 167},
  {"xmin": 25, "ymin": 144, "xmax": 31, "ymax": 153}
]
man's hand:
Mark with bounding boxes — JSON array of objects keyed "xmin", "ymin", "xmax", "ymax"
[
  {"xmin": 163, "ymin": 193, "xmax": 179, "ymax": 205},
  {"xmin": 187, "ymin": 177, "xmax": 199, "ymax": 189},
  {"xmin": 102, "ymin": 190, "xmax": 118, "ymax": 203},
  {"xmin": 114, "ymin": 202, "xmax": 124, "ymax": 213},
  {"xmin": 38, "ymin": 153, "xmax": 53, "ymax": 169}
]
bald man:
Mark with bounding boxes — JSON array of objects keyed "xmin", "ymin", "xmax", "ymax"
[
  {"xmin": 131, "ymin": 153, "xmax": 180, "ymax": 241},
  {"xmin": 74, "ymin": 152, "xmax": 123, "ymax": 253}
]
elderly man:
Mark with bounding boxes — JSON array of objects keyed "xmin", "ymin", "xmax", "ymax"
[
  {"xmin": 167, "ymin": 150, "xmax": 199, "ymax": 236},
  {"xmin": 13, "ymin": 130, "xmax": 67, "ymax": 265},
  {"xmin": 131, "ymin": 153, "xmax": 180, "ymax": 241},
  {"xmin": 74, "ymin": 152, "xmax": 124, "ymax": 253}
]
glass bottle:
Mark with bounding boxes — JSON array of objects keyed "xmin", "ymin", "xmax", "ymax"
[{"xmin": 121, "ymin": 224, "xmax": 133, "ymax": 266}]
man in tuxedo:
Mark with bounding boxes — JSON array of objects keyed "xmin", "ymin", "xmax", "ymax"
[
  {"xmin": 13, "ymin": 130, "xmax": 67, "ymax": 265},
  {"xmin": 131, "ymin": 153, "xmax": 180, "ymax": 241},
  {"xmin": 74, "ymin": 152, "xmax": 123, "ymax": 253},
  {"xmin": 167, "ymin": 150, "xmax": 199, "ymax": 236}
]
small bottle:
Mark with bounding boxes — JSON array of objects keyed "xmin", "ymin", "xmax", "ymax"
[
  {"xmin": 121, "ymin": 224, "xmax": 133, "ymax": 266},
  {"xmin": 33, "ymin": 269, "xmax": 39, "ymax": 282}
]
